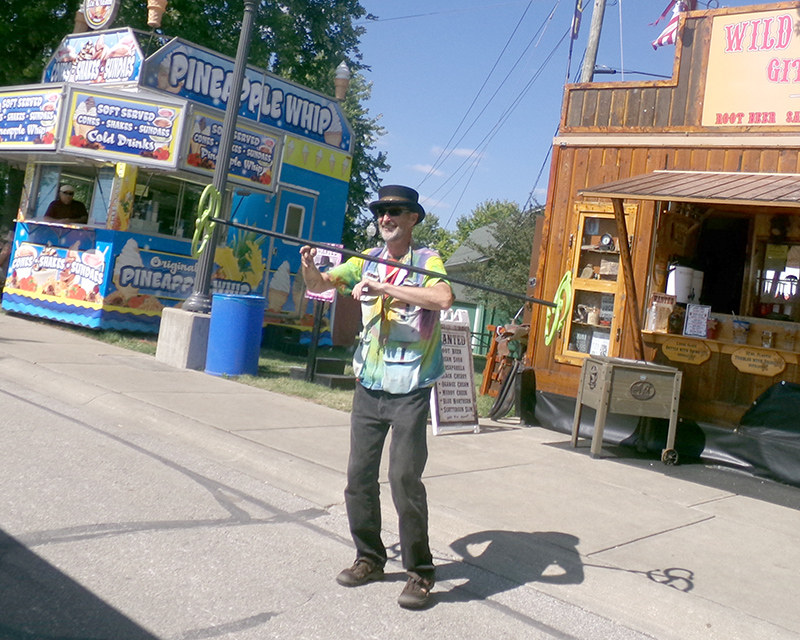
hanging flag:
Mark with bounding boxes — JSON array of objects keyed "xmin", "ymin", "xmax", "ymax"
[
  {"xmin": 651, "ymin": 1, "xmax": 695, "ymax": 50},
  {"xmin": 571, "ymin": 0, "xmax": 586, "ymax": 40}
]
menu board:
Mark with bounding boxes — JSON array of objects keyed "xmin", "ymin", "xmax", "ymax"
[
  {"xmin": 683, "ymin": 304, "xmax": 711, "ymax": 338},
  {"xmin": 431, "ymin": 309, "xmax": 480, "ymax": 435},
  {"xmin": 60, "ymin": 87, "xmax": 183, "ymax": 169},
  {"xmin": 181, "ymin": 107, "xmax": 282, "ymax": 192},
  {"xmin": 0, "ymin": 86, "xmax": 63, "ymax": 149}
]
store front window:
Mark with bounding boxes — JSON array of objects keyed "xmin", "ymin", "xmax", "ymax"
[{"xmin": 753, "ymin": 243, "xmax": 800, "ymax": 322}]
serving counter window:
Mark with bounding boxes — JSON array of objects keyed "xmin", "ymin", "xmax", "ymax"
[
  {"xmin": 646, "ymin": 204, "xmax": 800, "ymax": 353},
  {"xmin": 23, "ymin": 162, "xmax": 201, "ymax": 241},
  {"xmin": 31, "ymin": 165, "xmax": 95, "ymax": 219},
  {"xmin": 131, "ymin": 172, "xmax": 202, "ymax": 239}
]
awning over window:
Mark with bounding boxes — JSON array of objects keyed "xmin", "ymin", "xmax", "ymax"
[{"xmin": 578, "ymin": 170, "xmax": 800, "ymax": 209}]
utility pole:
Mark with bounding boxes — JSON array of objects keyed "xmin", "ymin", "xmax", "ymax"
[{"xmin": 580, "ymin": 0, "xmax": 606, "ymax": 83}]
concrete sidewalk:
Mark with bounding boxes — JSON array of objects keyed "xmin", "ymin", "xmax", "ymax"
[{"xmin": 1, "ymin": 311, "xmax": 799, "ymax": 639}]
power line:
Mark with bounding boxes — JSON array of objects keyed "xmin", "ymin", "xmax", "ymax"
[
  {"xmin": 418, "ymin": 1, "xmax": 538, "ymax": 188},
  {"xmin": 420, "ymin": 1, "xmax": 562, "ymax": 191},
  {"xmin": 431, "ymin": 27, "xmax": 571, "ymax": 225},
  {"xmin": 356, "ymin": 2, "xmax": 533, "ymax": 24}
]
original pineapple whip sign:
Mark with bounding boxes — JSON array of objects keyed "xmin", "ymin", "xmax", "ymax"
[
  {"xmin": 0, "ymin": 88, "xmax": 62, "ymax": 149},
  {"xmin": 109, "ymin": 237, "xmax": 265, "ymax": 308},
  {"xmin": 703, "ymin": 9, "xmax": 800, "ymax": 126},
  {"xmin": 61, "ymin": 88, "xmax": 182, "ymax": 168},
  {"xmin": 143, "ymin": 39, "xmax": 351, "ymax": 152}
]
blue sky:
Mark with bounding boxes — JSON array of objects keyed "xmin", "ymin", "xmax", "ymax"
[{"xmin": 356, "ymin": 0, "xmax": 757, "ymax": 228}]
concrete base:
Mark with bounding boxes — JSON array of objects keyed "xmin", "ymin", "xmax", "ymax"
[{"xmin": 155, "ymin": 307, "xmax": 211, "ymax": 371}]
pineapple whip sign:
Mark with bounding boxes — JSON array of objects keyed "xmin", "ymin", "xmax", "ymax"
[
  {"xmin": 703, "ymin": 9, "xmax": 800, "ymax": 127},
  {"xmin": 0, "ymin": 89, "xmax": 61, "ymax": 148},
  {"xmin": 143, "ymin": 40, "xmax": 351, "ymax": 151}
]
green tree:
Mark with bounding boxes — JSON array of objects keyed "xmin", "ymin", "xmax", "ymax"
[
  {"xmin": 453, "ymin": 199, "xmax": 520, "ymax": 247},
  {"xmin": 465, "ymin": 205, "xmax": 541, "ymax": 322},
  {"xmin": 0, "ymin": 1, "xmax": 76, "ymax": 86},
  {"xmin": 412, "ymin": 212, "xmax": 455, "ymax": 258}
]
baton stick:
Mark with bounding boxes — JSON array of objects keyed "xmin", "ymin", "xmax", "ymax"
[{"xmin": 211, "ymin": 217, "xmax": 555, "ymax": 308}]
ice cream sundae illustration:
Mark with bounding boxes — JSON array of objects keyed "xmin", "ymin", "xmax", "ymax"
[{"xmin": 73, "ymin": 96, "xmax": 97, "ymax": 139}]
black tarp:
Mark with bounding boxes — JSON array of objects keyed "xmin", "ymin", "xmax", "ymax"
[{"xmin": 531, "ymin": 381, "xmax": 800, "ymax": 488}]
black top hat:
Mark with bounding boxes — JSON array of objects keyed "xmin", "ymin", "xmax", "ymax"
[{"xmin": 368, "ymin": 185, "xmax": 425, "ymax": 224}]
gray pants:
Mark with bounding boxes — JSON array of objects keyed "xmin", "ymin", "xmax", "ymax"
[{"xmin": 344, "ymin": 383, "xmax": 435, "ymax": 581}]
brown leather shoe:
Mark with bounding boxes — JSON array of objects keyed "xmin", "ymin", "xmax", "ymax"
[
  {"xmin": 336, "ymin": 558, "xmax": 384, "ymax": 587},
  {"xmin": 397, "ymin": 575, "xmax": 434, "ymax": 609}
]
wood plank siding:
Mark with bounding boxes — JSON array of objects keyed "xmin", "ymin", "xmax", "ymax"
[
  {"xmin": 528, "ymin": 143, "xmax": 800, "ymax": 421},
  {"xmin": 527, "ymin": 4, "xmax": 800, "ymax": 426}
]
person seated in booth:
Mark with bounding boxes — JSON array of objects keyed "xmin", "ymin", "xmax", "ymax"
[{"xmin": 43, "ymin": 185, "xmax": 88, "ymax": 224}]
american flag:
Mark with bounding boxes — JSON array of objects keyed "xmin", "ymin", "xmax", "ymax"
[{"xmin": 651, "ymin": 1, "xmax": 695, "ymax": 50}]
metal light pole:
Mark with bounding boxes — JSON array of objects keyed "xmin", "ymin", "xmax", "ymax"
[{"xmin": 183, "ymin": 0, "xmax": 258, "ymax": 314}]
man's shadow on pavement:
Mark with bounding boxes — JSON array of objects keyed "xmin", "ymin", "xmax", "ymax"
[{"xmin": 435, "ymin": 530, "xmax": 584, "ymax": 604}]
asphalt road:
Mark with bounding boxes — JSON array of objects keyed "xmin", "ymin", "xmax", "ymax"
[{"xmin": 0, "ymin": 374, "xmax": 651, "ymax": 640}]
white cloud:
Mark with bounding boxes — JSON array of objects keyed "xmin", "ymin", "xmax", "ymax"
[
  {"xmin": 410, "ymin": 164, "xmax": 445, "ymax": 177},
  {"xmin": 431, "ymin": 146, "xmax": 484, "ymax": 160}
]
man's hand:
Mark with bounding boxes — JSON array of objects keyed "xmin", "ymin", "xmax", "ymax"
[
  {"xmin": 351, "ymin": 279, "xmax": 375, "ymax": 300},
  {"xmin": 299, "ymin": 245, "xmax": 334, "ymax": 293},
  {"xmin": 299, "ymin": 245, "xmax": 317, "ymax": 268},
  {"xmin": 354, "ymin": 278, "xmax": 453, "ymax": 311}
]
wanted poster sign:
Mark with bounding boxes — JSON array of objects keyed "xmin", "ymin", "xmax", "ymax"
[{"xmin": 431, "ymin": 309, "xmax": 480, "ymax": 435}]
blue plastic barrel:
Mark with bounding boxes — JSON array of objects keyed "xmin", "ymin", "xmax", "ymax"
[{"xmin": 205, "ymin": 293, "xmax": 266, "ymax": 376}]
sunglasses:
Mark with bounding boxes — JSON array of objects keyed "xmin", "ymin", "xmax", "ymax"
[
  {"xmin": 375, "ymin": 207, "xmax": 410, "ymax": 218},
  {"xmin": 61, "ymin": 191, "xmax": 75, "ymax": 196}
]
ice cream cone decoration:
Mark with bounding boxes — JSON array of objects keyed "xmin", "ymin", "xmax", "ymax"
[
  {"xmin": 334, "ymin": 61, "xmax": 350, "ymax": 101},
  {"xmin": 74, "ymin": 5, "xmax": 89, "ymax": 33},
  {"xmin": 147, "ymin": 0, "xmax": 168, "ymax": 28}
]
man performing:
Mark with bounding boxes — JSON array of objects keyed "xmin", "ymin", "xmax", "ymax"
[
  {"xmin": 43, "ymin": 185, "xmax": 88, "ymax": 224},
  {"xmin": 300, "ymin": 185, "xmax": 453, "ymax": 609}
]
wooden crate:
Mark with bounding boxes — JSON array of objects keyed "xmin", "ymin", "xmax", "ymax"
[{"xmin": 571, "ymin": 355, "xmax": 682, "ymax": 463}]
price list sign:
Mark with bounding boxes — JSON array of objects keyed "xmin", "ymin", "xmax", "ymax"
[{"xmin": 431, "ymin": 310, "xmax": 480, "ymax": 435}]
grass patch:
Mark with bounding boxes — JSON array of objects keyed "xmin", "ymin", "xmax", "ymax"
[{"xmin": 41, "ymin": 318, "xmax": 497, "ymax": 417}]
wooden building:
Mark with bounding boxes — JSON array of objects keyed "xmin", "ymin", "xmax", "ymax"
[{"xmin": 526, "ymin": 2, "xmax": 800, "ymax": 429}]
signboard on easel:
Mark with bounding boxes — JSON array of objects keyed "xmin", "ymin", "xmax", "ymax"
[{"xmin": 431, "ymin": 308, "xmax": 480, "ymax": 435}]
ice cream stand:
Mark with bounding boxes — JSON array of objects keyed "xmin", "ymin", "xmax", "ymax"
[{"xmin": 0, "ymin": 26, "xmax": 353, "ymax": 334}]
